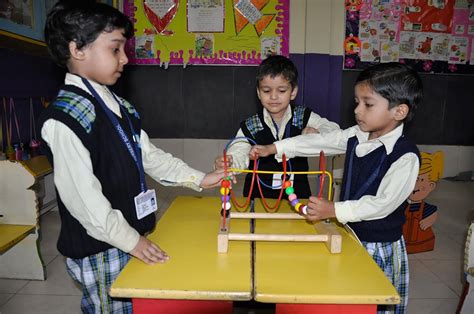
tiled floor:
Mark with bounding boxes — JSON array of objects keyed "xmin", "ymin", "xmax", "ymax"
[{"xmin": 0, "ymin": 179, "xmax": 472, "ymax": 314}]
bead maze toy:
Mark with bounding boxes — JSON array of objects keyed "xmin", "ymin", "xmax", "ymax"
[{"xmin": 217, "ymin": 138, "xmax": 342, "ymax": 254}]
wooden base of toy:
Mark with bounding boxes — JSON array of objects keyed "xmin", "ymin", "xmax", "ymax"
[{"xmin": 218, "ymin": 212, "xmax": 342, "ymax": 254}]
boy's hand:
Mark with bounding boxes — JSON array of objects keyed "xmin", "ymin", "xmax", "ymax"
[
  {"xmin": 200, "ymin": 168, "xmax": 236, "ymax": 189},
  {"xmin": 302, "ymin": 127, "xmax": 319, "ymax": 135},
  {"xmin": 249, "ymin": 144, "xmax": 277, "ymax": 159},
  {"xmin": 214, "ymin": 155, "xmax": 233, "ymax": 170},
  {"xmin": 130, "ymin": 236, "xmax": 169, "ymax": 265},
  {"xmin": 305, "ymin": 197, "xmax": 336, "ymax": 222}
]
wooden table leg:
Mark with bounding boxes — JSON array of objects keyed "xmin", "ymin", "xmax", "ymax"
[
  {"xmin": 276, "ymin": 303, "xmax": 376, "ymax": 314},
  {"xmin": 133, "ymin": 298, "xmax": 233, "ymax": 314}
]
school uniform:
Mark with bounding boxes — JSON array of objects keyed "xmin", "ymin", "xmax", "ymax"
[
  {"xmin": 229, "ymin": 105, "xmax": 339, "ymax": 199},
  {"xmin": 274, "ymin": 124, "xmax": 420, "ymax": 313},
  {"xmin": 39, "ymin": 73, "xmax": 205, "ymax": 313}
]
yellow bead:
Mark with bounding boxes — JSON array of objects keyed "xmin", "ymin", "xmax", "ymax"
[
  {"xmin": 295, "ymin": 203, "xmax": 302, "ymax": 212},
  {"xmin": 220, "ymin": 187, "xmax": 230, "ymax": 195}
]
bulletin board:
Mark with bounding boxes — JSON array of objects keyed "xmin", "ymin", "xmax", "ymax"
[
  {"xmin": 123, "ymin": 0, "xmax": 289, "ymax": 65},
  {"xmin": 343, "ymin": 0, "xmax": 474, "ymax": 74}
]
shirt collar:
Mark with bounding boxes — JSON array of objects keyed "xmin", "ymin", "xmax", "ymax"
[
  {"xmin": 263, "ymin": 106, "xmax": 292, "ymax": 139},
  {"xmin": 354, "ymin": 123, "xmax": 405, "ymax": 155},
  {"xmin": 65, "ymin": 73, "xmax": 121, "ymax": 116}
]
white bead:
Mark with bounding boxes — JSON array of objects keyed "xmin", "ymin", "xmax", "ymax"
[
  {"xmin": 222, "ymin": 202, "xmax": 231, "ymax": 210},
  {"xmin": 301, "ymin": 205, "xmax": 308, "ymax": 215}
]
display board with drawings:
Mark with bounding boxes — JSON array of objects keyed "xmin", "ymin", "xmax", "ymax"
[
  {"xmin": 343, "ymin": 0, "xmax": 474, "ymax": 74},
  {"xmin": 123, "ymin": 0, "xmax": 289, "ymax": 66}
]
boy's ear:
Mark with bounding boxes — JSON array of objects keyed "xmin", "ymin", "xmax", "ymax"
[
  {"xmin": 256, "ymin": 87, "xmax": 262, "ymax": 100},
  {"xmin": 68, "ymin": 41, "xmax": 86, "ymax": 61},
  {"xmin": 394, "ymin": 104, "xmax": 409, "ymax": 121},
  {"xmin": 290, "ymin": 86, "xmax": 298, "ymax": 100}
]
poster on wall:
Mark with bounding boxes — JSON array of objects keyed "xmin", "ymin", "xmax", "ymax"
[
  {"xmin": 124, "ymin": 0, "xmax": 289, "ymax": 66},
  {"xmin": 344, "ymin": 0, "xmax": 474, "ymax": 74}
]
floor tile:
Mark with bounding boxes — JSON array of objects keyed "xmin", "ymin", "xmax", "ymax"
[
  {"xmin": 407, "ymin": 298, "xmax": 459, "ymax": 314},
  {"xmin": 0, "ymin": 294, "xmax": 80, "ymax": 314},
  {"xmin": 0, "ymin": 294, "xmax": 13, "ymax": 307},
  {"xmin": 0, "ymin": 279, "xmax": 29, "ymax": 294},
  {"xmin": 19, "ymin": 256, "xmax": 81, "ymax": 296}
]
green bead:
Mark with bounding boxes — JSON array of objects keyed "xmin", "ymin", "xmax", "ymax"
[{"xmin": 285, "ymin": 187, "xmax": 294, "ymax": 195}]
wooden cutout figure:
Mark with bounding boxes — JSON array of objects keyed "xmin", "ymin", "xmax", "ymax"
[{"xmin": 403, "ymin": 151, "xmax": 444, "ymax": 254}]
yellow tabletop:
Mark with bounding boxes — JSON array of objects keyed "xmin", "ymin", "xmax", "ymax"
[
  {"xmin": 20, "ymin": 156, "xmax": 52, "ymax": 178},
  {"xmin": 0, "ymin": 224, "xmax": 35, "ymax": 254},
  {"xmin": 253, "ymin": 199, "xmax": 400, "ymax": 305},
  {"xmin": 110, "ymin": 196, "xmax": 252, "ymax": 301}
]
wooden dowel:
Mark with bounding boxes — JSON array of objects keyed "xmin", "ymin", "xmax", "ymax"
[
  {"xmin": 228, "ymin": 233, "xmax": 329, "ymax": 242},
  {"xmin": 230, "ymin": 212, "xmax": 305, "ymax": 220}
]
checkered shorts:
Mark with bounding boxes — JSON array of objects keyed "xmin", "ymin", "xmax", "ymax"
[
  {"xmin": 66, "ymin": 248, "xmax": 132, "ymax": 313},
  {"xmin": 362, "ymin": 237, "xmax": 409, "ymax": 314}
]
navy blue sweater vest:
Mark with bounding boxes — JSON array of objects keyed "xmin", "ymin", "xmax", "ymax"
[
  {"xmin": 340, "ymin": 135, "xmax": 420, "ymax": 242},
  {"xmin": 240, "ymin": 105, "xmax": 312, "ymax": 199},
  {"xmin": 38, "ymin": 85, "xmax": 155, "ymax": 258}
]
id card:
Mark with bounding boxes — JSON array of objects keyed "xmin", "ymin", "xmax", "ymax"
[
  {"xmin": 134, "ymin": 189, "xmax": 158, "ymax": 219},
  {"xmin": 271, "ymin": 173, "xmax": 294, "ymax": 189}
]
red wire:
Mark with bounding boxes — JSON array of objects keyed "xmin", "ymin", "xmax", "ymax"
[
  {"xmin": 318, "ymin": 151, "xmax": 326, "ymax": 198},
  {"xmin": 256, "ymin": 155, "xmax": 287, "ymax": 212}
]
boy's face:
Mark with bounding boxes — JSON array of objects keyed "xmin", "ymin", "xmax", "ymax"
[
  {"xmin": 71, "ymin": 28, "xmax": 128, "ymax": 86},
  {"xmin": 354, "ymin": 83, "xmax": 401, "ymax": 140},
  {"xmin": 257, "ymin": 74, "xmax": 297, "ymax": 121}
]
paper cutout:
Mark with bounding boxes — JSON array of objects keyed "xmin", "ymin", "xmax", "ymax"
[
  {"xmin": 143, "ymin": 0, "xmax": 179, "ymax": 35},
  {"xmin": 233, "ymin": 0, "xmax": 275, "ymax": 36}
]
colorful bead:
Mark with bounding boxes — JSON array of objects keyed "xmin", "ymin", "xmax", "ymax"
[
  {"xmin": 295, "ymin": 203, "xmax": 302, "ymax": 212},
  {"xmin": 285, "ymin": 187, "xmax": 294, "ymax": 195},
  {"xmin": 222, "ymin": 202, "xmax": 231, "ymax": 210},
  {"xmin": 290, "ymin": 199, "xmax": 299, "ymax": 207},
  {"xmin": 220, "ymin": 187, "xmax": 230, "ymax": 195},
  {"xmin": 301, "ymin": 205, "xmax": 308, "ymax": 215},
  {"xmin": 288, "ymin": 193, "xmax": 297, "ymax": 201},
  {"xmin": 221, "ymin": 180, "xmax": 231, "ymax": 188},
  {"xmin": 283, "ymin": 180, "xmax": 292, "ymax": 188}
]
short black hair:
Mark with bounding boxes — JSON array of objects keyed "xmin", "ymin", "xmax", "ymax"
[
  {"xmin": 355, "ymin": 62, "xmax": 423, "ymax": 121},
  {"xmin": 44, "ymin": 0, "xmax": 133, "ymax": 67},
  {"xmin": 256, "ymin": 55, "xmax": 298, "ymax": 89}
]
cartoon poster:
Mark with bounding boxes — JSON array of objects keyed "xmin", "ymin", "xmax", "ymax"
[
  {"xmin": 401, "ymin": 0, "xmax": 455, "ymax": 33},
  {"xmin": 344, "ymin": 0, "xmax": 474, "ymax": 74}
]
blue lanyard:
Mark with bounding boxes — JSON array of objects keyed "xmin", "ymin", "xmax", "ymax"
[
  {"xmin": 81, "ymin": 78, "xmax": 147, "ymax": 193},
  {"xmin": 343, "ymin": 140, "xmax": 387, "ymax": 201},
  {"xmin": 272, "ymin": 119, "xmax": 291, "ymax": 141}
]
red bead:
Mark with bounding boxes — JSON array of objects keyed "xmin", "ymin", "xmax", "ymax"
[
  {"xmin": 221, "ymin": 180, "xmax": 231, "ymax": 188},
  {"xmin": 283, "ymin": 181, "xmax": 292, "ymax": 188}
]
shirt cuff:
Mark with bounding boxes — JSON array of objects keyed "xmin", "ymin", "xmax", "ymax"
[
  {"xmin": 334, "ymin": 201, "xmax": 358, "ymax": 224},
  {"xmin": 274, "ymin": 138, "xmax": 296, "ymax": 160},
  {"xmin": 110, "ymin": 226, "xmax": 141, "ymax": 253},
  {"xmin": 184, "ymin": 171, "xmax": 206, "ymax": 191}
]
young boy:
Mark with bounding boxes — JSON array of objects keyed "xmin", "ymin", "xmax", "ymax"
[
  {"xmin": 250, "ymin": 62, "xmax": 422, "ymax": 313},
  {"xmin": 41, "ymin": 1, "xmax": 225, "ymax": 312},
  {"xmin": 215, "ymin": 55, "xmax": 338, "ymax": 199}
]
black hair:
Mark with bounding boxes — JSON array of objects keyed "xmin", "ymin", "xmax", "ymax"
[
  {"xmin": 256, "ymin": 55, "xmax": 298, "ymax": 89},
  {"xmin": 44, "ymin": 0, "xmax": 133, "ymax": 67},
  {"xmin": 355, "ymin": 62, "xmax": 423, "ymax": 121}
]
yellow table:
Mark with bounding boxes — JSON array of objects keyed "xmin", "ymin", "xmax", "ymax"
[
  {"xmin": 253, "ymin": 199, "xmax": 399, "ymax": 313},
  {"xmin": 110, "ymin": 196, "xmax": 399, "ymax": 314},
  {"xmin": 0, "ymin": 224, "xmax": 36, "ymax": 254},
  {"xmin": 110, "ymin": 196, "xmax": 252, "ymax": 313}
]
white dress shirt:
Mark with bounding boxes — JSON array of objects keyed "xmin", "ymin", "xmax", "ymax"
[
  {"xmin": 41, "ymin": 73, "xmax": 205, "ymax": 253},
  {"xmin": 274, "ymin": 124, "xmax": 419, "ymax": 224},
  {"xmin": 228, "ymin": 105, "xmax": 339, "ymax": 170}
]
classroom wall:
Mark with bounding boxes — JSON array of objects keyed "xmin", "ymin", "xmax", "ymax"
[{"xmin": 1, "ymin": 0, "xmax": 473, "ymax": 178}]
